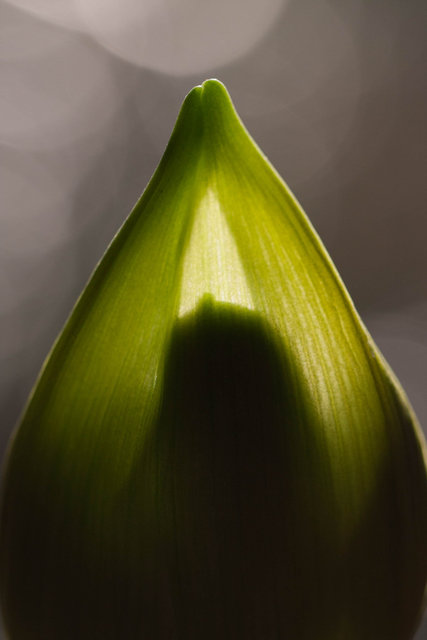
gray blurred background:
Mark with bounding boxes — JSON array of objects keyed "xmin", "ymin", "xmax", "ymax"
[{"xmin": 1, "ymin": 0, "xmax": 427, "ymax": 636}]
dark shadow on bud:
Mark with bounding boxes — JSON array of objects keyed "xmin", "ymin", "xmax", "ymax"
[
  {"xmin": 120, "ymin": 296, "xmax": 427, "ymax": 640},
  {"xmin": 3, "ymin": 296, "xmax": 425, "ymax": 639},
  {"xmin": 151, "ymin": 296, "xmax": 297, "ymax": 638},
  {"xmin": 120, "ymin": 295, "xmax": 339, "ymax": 639}
]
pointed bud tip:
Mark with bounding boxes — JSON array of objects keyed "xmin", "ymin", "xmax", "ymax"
[
  {"xmin": 186, "ymin": 78, "xmax": 226, "ymax": 98},
  {"xmin": 170, "ymin": 79, "xmax": 240, "ymax": 158},
  {"xmin": 184, "ymin": 79, "xmax": 234, "ymax": 118}
]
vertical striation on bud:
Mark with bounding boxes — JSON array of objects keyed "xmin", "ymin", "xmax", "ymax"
[{"xmin": 1, "ymin": 80, "xmax": 427, "ymax": 640}]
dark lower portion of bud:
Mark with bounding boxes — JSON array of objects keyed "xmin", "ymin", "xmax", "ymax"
[{"xmin": 1, "ymin": 299, "xmax": 426, "ymax": 639}]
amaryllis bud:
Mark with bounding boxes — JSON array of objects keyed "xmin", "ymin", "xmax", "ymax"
[{"xmin": 1, "ymin": 80, "xmax": 426, "ymax": 639}]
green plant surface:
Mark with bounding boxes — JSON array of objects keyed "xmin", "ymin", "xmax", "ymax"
[{"xmin": 1, "ymin": 79, "xmax": 427, "ymax": 639}]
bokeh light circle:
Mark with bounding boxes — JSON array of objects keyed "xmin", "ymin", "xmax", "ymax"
[{"xmin": 74, "ymin": 0, "xmax": 287, "ymax": 75}]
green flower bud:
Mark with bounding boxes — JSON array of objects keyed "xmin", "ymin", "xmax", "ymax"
[{"xmin": 1, "ymin": 80, "xmax": 426, "ymax": 640}]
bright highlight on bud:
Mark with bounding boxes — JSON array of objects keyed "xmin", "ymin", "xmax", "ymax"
[
  {"xmin": 1, "ymin": 80, "xmax": 427, "ymax": 640},
  {"xmin": 178, "ymin": 187, "xmax": 255, "ymax": 316}
]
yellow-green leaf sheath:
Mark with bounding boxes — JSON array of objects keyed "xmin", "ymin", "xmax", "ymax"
[{"xmin": 1, "ymin": 80, "xmax": 426, "ymax": 640}]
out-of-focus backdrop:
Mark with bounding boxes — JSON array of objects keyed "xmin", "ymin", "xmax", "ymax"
[{"xmin": 1, "ymin": 0, "xmax": 426, "ymax": 636}]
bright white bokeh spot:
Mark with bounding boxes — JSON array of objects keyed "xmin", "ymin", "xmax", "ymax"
[{"xmin": 74, "ymin": 0, "xmax": 287, "ymax": 75}]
